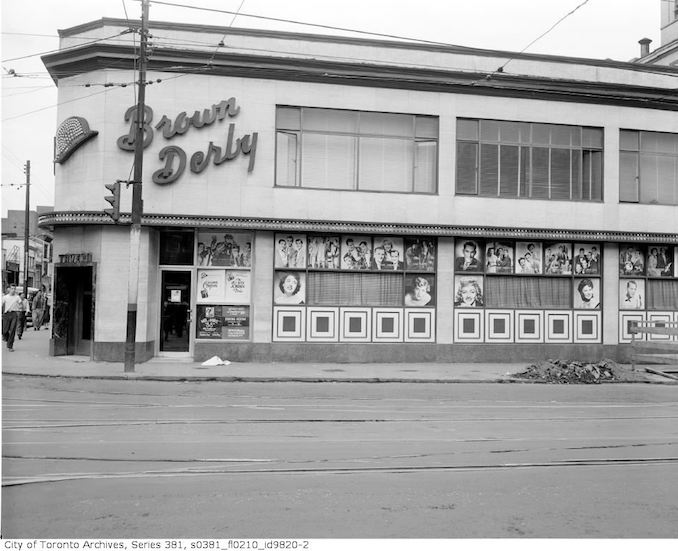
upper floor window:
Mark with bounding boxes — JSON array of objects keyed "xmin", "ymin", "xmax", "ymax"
[
  {"xmin": 619, "ymin": 130, "xmax": 678, "ymax": 205},
  {"xmin": 276, "ymin": 106, "xmax": 438, "ymax": 193},
  {"xmin": 456, "ymin": 119, "xmax": 603, "ymax": 201}
]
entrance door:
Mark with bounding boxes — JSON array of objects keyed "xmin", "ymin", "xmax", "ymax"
[
  {"xmin": 160, "ymin": 271, "xmax": 192, "ymax": 353},
  {"xmin": 52, "ymin": 266, "xmax": 94, "ymax": 356}
]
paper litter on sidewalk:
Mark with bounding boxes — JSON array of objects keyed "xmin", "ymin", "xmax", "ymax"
[{"xmin": 201, "ymin": 355, "xmax": 231, "ymax": 366}]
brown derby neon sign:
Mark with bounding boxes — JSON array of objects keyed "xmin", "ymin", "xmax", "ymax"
[{"xmin": 117, "ymin": 97, "xmax": 258, "ymax": 185}]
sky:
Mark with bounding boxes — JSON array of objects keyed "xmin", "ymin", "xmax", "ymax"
[{"xmin": 0, "ymin": 0, "xmax": 663, "ymax": 217}]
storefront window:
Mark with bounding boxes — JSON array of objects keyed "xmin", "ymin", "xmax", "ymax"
[
  {"xmin": 159, "ymin": 230, "xmax": 194, "ymax": 265},
  {"xmin": 453, "ymin": 238, "xmax": 603, "ymax": 310},
  {"xmin": 619, "ymin": 243, "xmax": 677, "ymax": 311}
]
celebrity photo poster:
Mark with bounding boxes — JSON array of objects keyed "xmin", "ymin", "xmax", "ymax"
[
  {"xmin": 573, "ymin": 243, "xmax": 601, "ymax": 275},
  {"xmin": 485, "ymin": 241, "xmax": 514, "ymax": 273},
  {"xmin": 373, "ymin": 236, "xmax": 404, "ymax": 270},
  {"xmin": 307, "ymin": 235, "xmax": 340, "ymax": 269},
  {"xmin": 619, "ymin": 244, "xmax": 645, "ymax": 275},
  {"xmin": 544, "ymin": 242, "xmax": 572, "ymax": 274},
  {"xmin": 454, "ymin": 275, "xmax": 484, "ymax": 307},
  {"xmin": 404, "ymin": 274, "xmax": 435, "ymax": 307},
  {"xmin": 404, "ymin": 238, "xmax": 436, "ymax": 271},
  {"xmin": 573, "ymin": 277, "xmax": 601, "ymax": 309},
  {"xmin": 454, "ymin": 239, "xmax": 484, "ymax": 272},
  {"xmin": 341, "ymin": 235, "xmax": 372, "ymax": 270},
  {"xmin": 274, "ymin": 271, "xmax": 306, "ymax": 305},
  {"xmin": 274, "ymin": 233, "xmax": 307, "ymax": 269},
  {"xmin": 197, "ymin": 269, "xmax": 226, "ymax": 303},
  {"xmin": 225, "ymin": 270, "xmax": 251, "ymax": 304},
  {"xmin": 646, "ymin": 245, "xmax": 674, "ymax": 277},
  {"xmin": 515, "ymin": 242, "xmax": 543, "ymax": 274},
  {"xmin": 197, "ymin": 231, "xmax": 253, "ymax": 267},
  {"xmin": 619, "ymin": 279, "xmax": 645, "ymax": 310}
]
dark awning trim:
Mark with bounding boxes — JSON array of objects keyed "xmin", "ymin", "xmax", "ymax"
[{"xmin": 39, "ymin": 211, "xmax": 678, "ymax": 244}]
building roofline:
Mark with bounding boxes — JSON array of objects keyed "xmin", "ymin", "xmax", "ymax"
[{"xmin": 57, "ymin": 17, "xmax": 678, "ymax": 77}]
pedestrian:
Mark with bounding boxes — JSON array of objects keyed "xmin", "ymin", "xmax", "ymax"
[
  {"xmin": 32, "ymin": 287, "xmax": 47, "ymax": 330},
  {"xmin": 16, "ymin": 292, "xmax": 31, "ymax": 340},
  {"xmin": 2, "ymin": 284, "xmax": 22, "ymax": 351}
]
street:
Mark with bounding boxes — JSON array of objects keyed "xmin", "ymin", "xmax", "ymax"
[{"xmin": 2, "ymin": 375, "xmax": 677, "ymax": 538}]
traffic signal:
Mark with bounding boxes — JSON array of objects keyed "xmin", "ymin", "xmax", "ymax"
[{"xmin": 104, "ymin": 181, "xmax": 121, "ymax": 222}]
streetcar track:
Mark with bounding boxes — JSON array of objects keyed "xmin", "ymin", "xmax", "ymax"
[
  {"xmin": 4, "ymin": 415, "xmax": 678, "ymax": 430},
  {"xmin": 4, "ymin": 456, "xmax": 678, "ymax": 487}
]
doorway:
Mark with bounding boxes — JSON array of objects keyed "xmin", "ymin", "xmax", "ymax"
[
  {"xmin": 52, "ymin": 265, "xmax": 94, "ymax": 356},
  {"xmin": 159, "ymin": 270, "xmax": 192, "ymax": 354}
]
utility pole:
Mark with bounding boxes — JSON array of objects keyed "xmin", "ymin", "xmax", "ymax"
[
  {"xmin": 124, "ymin": 0, "xmax": 150, "ymax": 372},
  {"xmin": 22, "ymin": 160, "xmax": 30, "ymax": 296}
]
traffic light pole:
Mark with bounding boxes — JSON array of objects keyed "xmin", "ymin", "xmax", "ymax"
[{"xmin": 124, "ymin": 0, "xmax": 150, "ymax": 372}]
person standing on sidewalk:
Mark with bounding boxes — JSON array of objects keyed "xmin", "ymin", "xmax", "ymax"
[
  {"xmin": 2, "ymin": 284, "xmax": 22, "ymax": 351},
  {"xmin": 16, "ymin": 292, "xmax": 31, "ymax": 340},
  {"xmin": 31, "ymin": 287, "xmax": 46, "ymax": 330}
]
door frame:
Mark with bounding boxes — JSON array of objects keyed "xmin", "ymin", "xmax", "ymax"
[{"xmin": 157, "ymin": 267, "xmax": 194, "ymax": 358}]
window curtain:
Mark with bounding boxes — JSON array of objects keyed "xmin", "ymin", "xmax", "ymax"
[
  {"xmin": 647, "ymin": 280, "xmax": 678, "ymax": 310},
  {"xmin": 485, "ymin": 276, "xmax": 571, "ymax": 308},
  {"xmin": 307, "ymin": 272, "xmax": 403, "ymax": 306}
]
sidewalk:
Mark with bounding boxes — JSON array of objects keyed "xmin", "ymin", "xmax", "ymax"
[{"xmin": 0, "ymin": 328, "xmax": 669, "ymax": 384}]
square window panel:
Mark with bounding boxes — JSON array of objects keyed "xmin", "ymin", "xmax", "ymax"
[
  {"xmin": 648, "ymin": 312, "xmax": 673, "ymax": 342},
  {"xmin": 373, "ymin": 309, "xmax": 403, "ymax": 342},
  {"xmin": 574, "ymin": 311, "xmax": 601, "ymax": 343},
  {"xmin": 455, "ymin": 310, "xmax": 483, "ymax": 342},
  {"xmin": 340, "ymin": 308, "xmax": 371, "ymax": 342},
  {"xmin": 405, "ymin": 308, "xmax": 435, "ymax": 342},
  {"xmin": 274, "ymin": 307, "xmax": 305, "ymax": 341},
  {"xmin": 485, "ymin": 310, "xmax": 513, "ymax": 343},
  {"xmin": 516, "ymin": 310, "xmax": 543, "ymax": 343},
  {"xmin": 619, "ymin": 312, "xmax": 645, "ymax": 343},
  {"xmin": 307, "ymin": 307, "xmax": 339, "ymax": 342},
  {"xmin": 545, "ymin": 311, "xmax": 572, "ymax": 343}
]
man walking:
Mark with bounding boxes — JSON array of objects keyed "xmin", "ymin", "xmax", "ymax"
[
  {"xmin": 32, "ymin": 287, "xmax": 47, "ymax": 330},
  {"xmin": 2, "ymin": 284, "xmax": 22, "ymax": 351},
  {"xmin": 16, "ymin": 292, "xmax": 31, "ymax": 340}
]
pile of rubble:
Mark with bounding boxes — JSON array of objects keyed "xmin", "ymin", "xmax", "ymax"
[{"xmin": 512, "ymin": 359, "xmax": 625, "ymax": 384}]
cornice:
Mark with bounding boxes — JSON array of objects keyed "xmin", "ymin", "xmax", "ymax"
[
  {"xmin": 41, "ymin": 44, "xmax": 678, "ymax": 111},
  {"xmin": 57, "ymin": 17, "xmax": 678, "ymax": 77},
  {"xmin": 38, "ymin": 211, "xmax": 678, "ymax": 244}
]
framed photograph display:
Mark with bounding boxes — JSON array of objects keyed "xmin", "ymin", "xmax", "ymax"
[
  {"xmin": 646, "ymin": 245, "xmax": 674, "ymax": 278},
  {"xmin": 197, "ymin": 269, "xmax": 226, "ymax": 303},
  {"xmin": 275, "ymin": 233, "xmax": 307, "ymax": 269},
  {"xmin": 453, "ymin": 275, "xmax": 484, "ymax": 308},
  {"xmin": 197, "ymin": 305, "xmax": 250, "ymax": 340},
  {"xmin": 573, "ymin": 243, "xmax": 601, "ymax": 275},
  {"xmin": 485, "ymin": 241, "xmax": 514, "ymax": 274},
  {"xmin": 619, "ymin": 245, "xmax": 645, "ymax": 276},
  {"xmin": 515, "ymin": 242, "xmax": 542, "ymax": 274},
  {"xmin": 197, "ymin": 231, "xmax": 253, "ymax": 267},
  {"xmin": 454, "ymin": 239, "xmax": 484, "ymax": 273},
  {"xmin": 225, "ymin": 270, "xmax": 251, "ymax": 304},
  {"xmin": 619, "ymin": 279, "xmax": 645, "ymax": 310},
  {"xmin": 404, "ymin": 274, "xmax": 435, "ymax": 307},
  {"xmin": 341, "ymin": 235, "xmax": 372, "ymax": 270},
  {"xmin": 372, "ymin": 236, "xmax": 404, "ymax": 271},
  {"xmin": 274, "ymin": 271, "xmax": 306, "ymax": 305},
  {"xmin": 307, "ymin": 235, "xmax": 340, "ymax": 269},
  {"xmin": 543, "ymin": 243, "xmax": 572, "ymax": 275},
  {"xmin": 573, "ymin": 278, "xmax": 601, "ymax": 309},
  {"xmin": 404, "ymin": 238, "xmax": 436, "ymax": 272}
]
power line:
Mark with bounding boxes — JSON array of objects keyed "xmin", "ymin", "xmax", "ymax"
[{"xmin": 150, "ymin": 0, "xmax": 467, "ymax": 49}]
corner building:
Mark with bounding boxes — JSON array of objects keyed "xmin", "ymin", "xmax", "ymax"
[{"xmin": 40, "ymin": 17, "xmax": 678, "ymax": 363}]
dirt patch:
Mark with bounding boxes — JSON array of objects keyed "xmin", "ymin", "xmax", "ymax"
[{"xmin": 511, "ymin": 359, "xmax": 649, "ymax": 384}]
